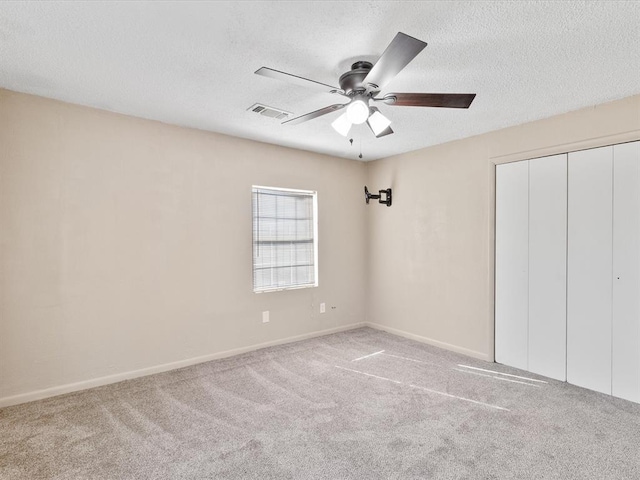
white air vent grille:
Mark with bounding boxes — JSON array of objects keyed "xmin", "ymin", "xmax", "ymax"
[{"xmin": 248, "ymin": 103, "xmax": 291, "ymax": 120}]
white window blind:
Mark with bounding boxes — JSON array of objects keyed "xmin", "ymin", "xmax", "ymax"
[{"xmin": 252, "ymin": 186, "xmax": 318, "ymax": 292}]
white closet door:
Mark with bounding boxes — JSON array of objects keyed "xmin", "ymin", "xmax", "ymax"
[
  {"xmin": 567, "ymin": 146, "xmax": 613, "ymax": 395},
  {"xmin": 612, "ymin": 141, "xmax": 640, "ymax": 403},
  {"xmin": 495, "ymin": 160, "xmax": 529, "ymax": 370},
  {"xmin": 528, "ymin": 154, "xmax": 567, "ymax": 381}
]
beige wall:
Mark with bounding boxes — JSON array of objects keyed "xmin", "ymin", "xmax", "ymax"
[
  {"xmin": 2, "ymin": 88, "xmax": 639, "ymax": 406},
  {"xmin": 367, "ymin": 94, "xmax": 640, "ymax": 361},
  {"xmin": 0, "ymin": 89, "xmax": 367, "ymax": 404}
]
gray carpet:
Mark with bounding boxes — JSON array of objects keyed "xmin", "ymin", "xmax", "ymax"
[{"xmin": 1, "ymin": 327, "xmax": 639, "ymax": 479}]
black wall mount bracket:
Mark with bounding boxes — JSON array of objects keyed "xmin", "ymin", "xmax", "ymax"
[{"xmin": 364, "ymin": 186, "xmax": 392, "ymax": 207}]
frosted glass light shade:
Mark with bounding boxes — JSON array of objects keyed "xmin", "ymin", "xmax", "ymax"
[
  {"xmin": 368, "ymin": 110, "xmax": 392, "ymax": 136},
  {"xmin": 331, "ymin": 112, "xmax": 352, "ymax": 136},
  {"xmin": 346, "ymin": 100, "xmax": 369, "ymax": 124}
]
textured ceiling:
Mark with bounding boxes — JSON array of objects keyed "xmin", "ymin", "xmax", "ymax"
[{"xmin": 1, "ymin": 1, "xmax": 639, "ymax": 161}]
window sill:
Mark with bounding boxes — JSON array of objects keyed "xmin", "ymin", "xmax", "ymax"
[{"xmin": 254, "ymin": 283, "xmax": 318, "ymax": 294}]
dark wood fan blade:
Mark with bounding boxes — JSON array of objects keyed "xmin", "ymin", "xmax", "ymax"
[
  {"xmin": 282, "ymin": 103, "xmax": 347, "ymax": 125},
  {"xmin": 381, "ymin": 93, "xmax": 476, "ymax": 108},
  {"xmin": 362, "ymin": 32, "xmax": 427, "ymax": 91},
  {"xmin": 255, "ymin": 67, "xmax": 344, "ymax": 95}
]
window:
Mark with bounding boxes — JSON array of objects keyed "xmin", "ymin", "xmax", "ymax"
[{"xmin": 252, "ymin": 186, "xmax": 318, "ymax": 292}]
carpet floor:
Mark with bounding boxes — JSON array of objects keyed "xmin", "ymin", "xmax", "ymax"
[{"xmin": 1, "ymin": 327, "xmax": 639, "ymax": 479}]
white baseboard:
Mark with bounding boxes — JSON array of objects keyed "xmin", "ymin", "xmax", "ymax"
[
  {"xmin": 0, "ymin": 322, "xmax": 489, "ymax": 408},
  {"xmin": 364, "ymin": 322, "xmax": 491, "ymax": 362},
  {"xmin": 0, "ymin": 322, "xmax": 366, "ymax": 408}
]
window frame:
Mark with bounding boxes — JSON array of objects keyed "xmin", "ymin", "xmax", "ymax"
[{"xmin": 251, "ymin": 185, "xmax": 319, "ymax": 293}]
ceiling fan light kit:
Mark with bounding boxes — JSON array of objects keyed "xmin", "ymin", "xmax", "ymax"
[
  {"xmin": 255, "ymin": 31, "xmax": 476, "ymax": 144},
  {"xmin": 331, "ymin": 97, "xmax": 391, "ymax": 137}
]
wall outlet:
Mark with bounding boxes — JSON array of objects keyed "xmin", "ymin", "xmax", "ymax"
[
  {"xmin": 262, "ymin": 311, "xmax": 270, "ymax": 323},
  {"xmin": 320, "ymin": 303, "xmax": 326, "ymax": 314}
]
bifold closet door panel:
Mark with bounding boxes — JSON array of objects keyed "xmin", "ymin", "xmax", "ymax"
[
  {"xmin": 495, "ymin": 160, "xmax": 529, "ymax": 370},
  {"xmin": 528, "ymin": 154, "xmax": 567, "ymax": 381},
  {"xmin": 567, "ymin": 146, "xmax": 613, "ymax": 395},
  {"xmin": 612, "ymin": 141, "xmax": 640, "ymax": 403}
]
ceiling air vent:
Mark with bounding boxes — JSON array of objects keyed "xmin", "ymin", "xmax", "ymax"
[{"xmin": 248, "ymin": 103, "xmax": 291, "ymax": 121}]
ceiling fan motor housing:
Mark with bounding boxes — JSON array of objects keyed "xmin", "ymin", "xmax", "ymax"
[{"xmin": 339, "ymin": 61, "xmax": 374, "ymax": 95}]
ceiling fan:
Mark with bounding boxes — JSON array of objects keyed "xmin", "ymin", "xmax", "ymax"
[{"xmin": 255, "ymin": 32, "xmax": 476, "ymax": 138}]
